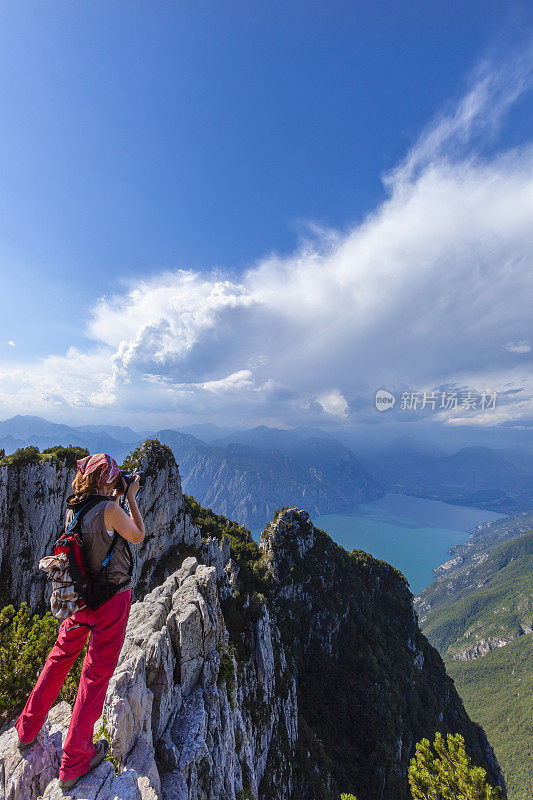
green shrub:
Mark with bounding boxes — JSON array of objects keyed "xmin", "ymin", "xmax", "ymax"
[
  {"xmin": 0, "ymin": 603, "xmax": 86, "ymax": 721},
  {"xmin": 0, "ymin": 444, "xmax": 89, "ymax": 470},
  {"xmin": 94, "ymin": 713, "xmax": 120, "ymax": 774},
  {"xmin": 183, "ymin": 493, "xmax": 272, "ymax": 595},
  {"xmin": 408, "ymin": 732, "xmax": 503, "ymax": 800},
  {"xmin": 217, "ymin": 647, "xmax": 236, "ymax": 709},
  {"xmin": 121, "ymin": 438, "xmax": 174, "ymax": 477},
  {"xmin": 0, "ymin": 446, "xmax": 41, "ymax": 468},
  {"xmin": 41, "ymin": 445, "xmax": 89, "ymax": 468}
]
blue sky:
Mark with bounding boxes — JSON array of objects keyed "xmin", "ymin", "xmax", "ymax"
[{"xmin": 0, "ymin": 1, "xmax": 532, "ymax": 434}]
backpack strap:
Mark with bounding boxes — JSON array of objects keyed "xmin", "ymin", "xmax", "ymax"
[
  {"xmin": 101, "ymin": 531, "xmax": 119, "ymax": 568},
  {"xmin": 68, "ymin": 495, "xmax": 109, "ymax": 536},
  {"xmin": 125, "ymin": 539, "xmax": 134, "ymax": 576},
  {"xmin": 101, "ymin": 493, "xmax": 134, "ymax": 577}
]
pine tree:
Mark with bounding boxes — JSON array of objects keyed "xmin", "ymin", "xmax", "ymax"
[{"xmin": 408, "ymin": 732, "xmax": 503, "ymax": 800}]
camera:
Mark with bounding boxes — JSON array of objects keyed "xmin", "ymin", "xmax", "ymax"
[{"xmin": 114, "ymin": 469, "xmax": 146, "ymax": 495}]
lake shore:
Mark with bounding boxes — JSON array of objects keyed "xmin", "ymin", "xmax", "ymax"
[{"xmin": 310, "ymin": 493, "xmax": 505, "ymax": 593}]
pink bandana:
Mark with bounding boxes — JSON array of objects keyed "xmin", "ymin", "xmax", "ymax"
[{"xmin": 76, "ymin": 453, "xmax": 120, "ymax": 485}]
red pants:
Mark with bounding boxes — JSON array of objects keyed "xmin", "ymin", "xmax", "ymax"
[{"xmin": 15, "ymin": 589, "xmax": 132, "ymax": 781}]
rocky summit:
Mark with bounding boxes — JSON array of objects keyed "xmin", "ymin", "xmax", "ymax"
[
  {"xmin": 0, "ymin": 555, "xmax": 296, "ymax": 800},
  {"xmin": 0, "ymin": 440, "xmax": 506, "ymax": 800}
]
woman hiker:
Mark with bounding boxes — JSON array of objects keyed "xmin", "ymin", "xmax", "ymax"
[{"xmin": 14, "ymin": 453, "xmax": 145, "ymax": 791}]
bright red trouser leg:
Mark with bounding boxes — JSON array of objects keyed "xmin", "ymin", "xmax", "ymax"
[
  {"xmin": 15, "ymin": 589, "xmax": 132, "ymax": 782},
  {"xmin": 14, "ymin": 616, "xmax": 91, "ymax": 742},
  {"xmin": 58, "ymin": 589, "xmax": 132, "ymax": 781}
]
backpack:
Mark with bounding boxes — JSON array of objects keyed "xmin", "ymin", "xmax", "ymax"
[{"xmin": 39, "ymin": 494, "xmax": 133, "ymax": 619}]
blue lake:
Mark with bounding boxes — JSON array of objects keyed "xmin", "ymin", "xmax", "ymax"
[{"xmin": 309, "ymin": 494, "xmax": 505, "ymax": 593}]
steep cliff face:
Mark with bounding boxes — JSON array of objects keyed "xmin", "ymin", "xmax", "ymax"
[
  {"xmin": 0, "ymin": 441, "xmax": 207, "ymax": 613},
  {"xmin": 0, "ymin": 445, "xmax": 505, "ymax": 800},
  {"xmin": 0, "ymin": 454, "xmax": 76, "ymax": 610},
  {"xmin": 259, "ymin": 508, "xmax": 506, "ymax": 800},
  {"xmin": 0, "ymin": 557, "xmax": 297, "ymax": 800}
]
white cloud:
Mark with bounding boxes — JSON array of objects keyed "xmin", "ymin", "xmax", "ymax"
[
  {"xmin": 1, "ymin": 45, "xmax": 532, "ymax": 430},
  {"xmin": 503, "ymin": 340, "xmax": 531, "ymax": 353},
  {"xmin": 317, "ymin": 390, "xmax": 349, "ymax": 418},
  {"xmin": 385, "ymin": 40, "xmax": 533, "ymax": 189},
  {"xmin": 202, "ymin": 370, "xmax": 255, "ymax": 393}
]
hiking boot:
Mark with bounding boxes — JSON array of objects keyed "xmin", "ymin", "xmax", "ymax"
[
  {"xmin": 58, "ymin": 739, "xmax": 109, "ymax": 790},
  {"xmin": 17, "ymin": 734, "xmax": 37, "ymax": 751}
]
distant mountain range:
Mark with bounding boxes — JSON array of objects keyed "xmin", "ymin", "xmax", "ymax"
[
  {"xmin": 415, "ymin": 513, "xmax": 533, "ymax": 800},
  {"xmin": 155, "ymin": 428, "xmax": 383, "ymax": 529},
  {"xmin": 0, "ymin": 415, "xmax": 145, "ymax": 462},
  {"xmin": 358, "ymin": 437, "xmax": 533, "ymax": 514},
  {"xmin": 1, "ymin": 416, "xmax": 533, "ymax": 526},
  {"xmin": 0, "ymin": 417, "xmax": 383, "ymax": 528}
]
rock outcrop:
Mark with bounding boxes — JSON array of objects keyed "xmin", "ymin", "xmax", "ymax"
[
  {"xmin": 0, "ymin": 445, "xmax": 506, "ymax": 800},
  {"xmin": 259, "ymin": 507, "xmax": 506, "ymax": 800},
  {"xmin": 0, "ymin": 556, "xmax": 297, "ymax": 800},
  {"xmin": 0, "ymin": 441, "xmax": 208, "ymax": 613}
]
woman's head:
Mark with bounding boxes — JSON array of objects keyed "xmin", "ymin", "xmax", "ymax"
[{"xmin": 72, "ymin": 453, "xmax": 120, "ymax": 497}]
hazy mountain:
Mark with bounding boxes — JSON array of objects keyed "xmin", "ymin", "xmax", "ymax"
[
  {"xmin": 212, "ymin": 424, "xmax": 303, "ymax": 450},
  {"xmin": 0, "ymin": 415, "xmax": 141, "ymax": 463},
  {"xmin": 212, "ymin": 424, "xmax": 334, "ymax": 450},
  {"xmin": 377, "ymin": 435, "xmax": 447, "ymax": 458},
  {"xmin": 156, "ymin": 428, "xmax": 383, "ymax": 529},
  {"xmin": 177, "ymin": 422, "xmax": 247, "ymax": 444},
  {"xmin": 0, "ymin": 414, "xmax": 81, "ymax": 440},
  {"xmin": 358, "ymin": 440, "xmax": 533, "ymax": 514},
  {"xmin": 76, "ymin": 423, "xmax": 151, "ymax": 442},
  {"xmin": 0, "ymin": 435, "xmax": 24, "ymax": 454}
]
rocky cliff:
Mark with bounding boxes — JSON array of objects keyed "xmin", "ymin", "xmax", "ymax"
[
  {"xmin": 0, "ymin": 441, "xmax": 212, "ymax": 613},
  {"xmin": 0, "ymin": 441, "xmax": 505, "ymax": 800},
  {"xmin": 256, "ymin": 508, "xmax": 505, "ymax": 800},
  {"xmin": 0, "ymin": 556, "xmax": 297, "ymax": 800},
  {"xmin": 156, "ymin": 429, "xmax": 383, "ymax": 530}
]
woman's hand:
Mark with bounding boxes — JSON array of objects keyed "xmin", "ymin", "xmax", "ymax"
[
  {"xmin": 127, "ymin": 474, "xmax": 141, "ymax": 501},
  {"xmin": 105, "ymin": 474, "xmax": 145, "ymax": 543}
]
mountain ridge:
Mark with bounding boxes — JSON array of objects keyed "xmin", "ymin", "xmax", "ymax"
[
  {"xmin": 0, "ymin": 438, "xmax": 506, "ymax": 800},
  {"xmin": 416, "ymin": 515, "xmax": 533, "ymax": 800},
  {"xmin": 156, "ymin": 428, "xmax": 384, "ymax": 529}
]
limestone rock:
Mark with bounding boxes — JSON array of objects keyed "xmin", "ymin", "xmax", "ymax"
[
  {"xmin": 0, "ymin": 557, "xmax": 296, "ymax": 800},
  {"xmin": 0, "ymin": 443, "xmax": 221, "ymax": 614},
  {"xmin": 0, "ymin": 455, "xmax": 506, "ymax": 800}
]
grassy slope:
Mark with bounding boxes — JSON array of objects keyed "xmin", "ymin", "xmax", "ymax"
[
  {"xmin": 418, "ymin": 530, "xmax": 533, "ymax": 799},
  {"xmin": 447, "ymin": 635, "xmax": 532, "ymax": 800},
  {"xmin": 423, "ymin": 533, "xmax": 533, "ymax": 657}
]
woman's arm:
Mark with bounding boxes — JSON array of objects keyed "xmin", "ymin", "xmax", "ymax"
[{"xmin": 103, "ymin": 476, "xmax": 145, "ymax": 544}]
